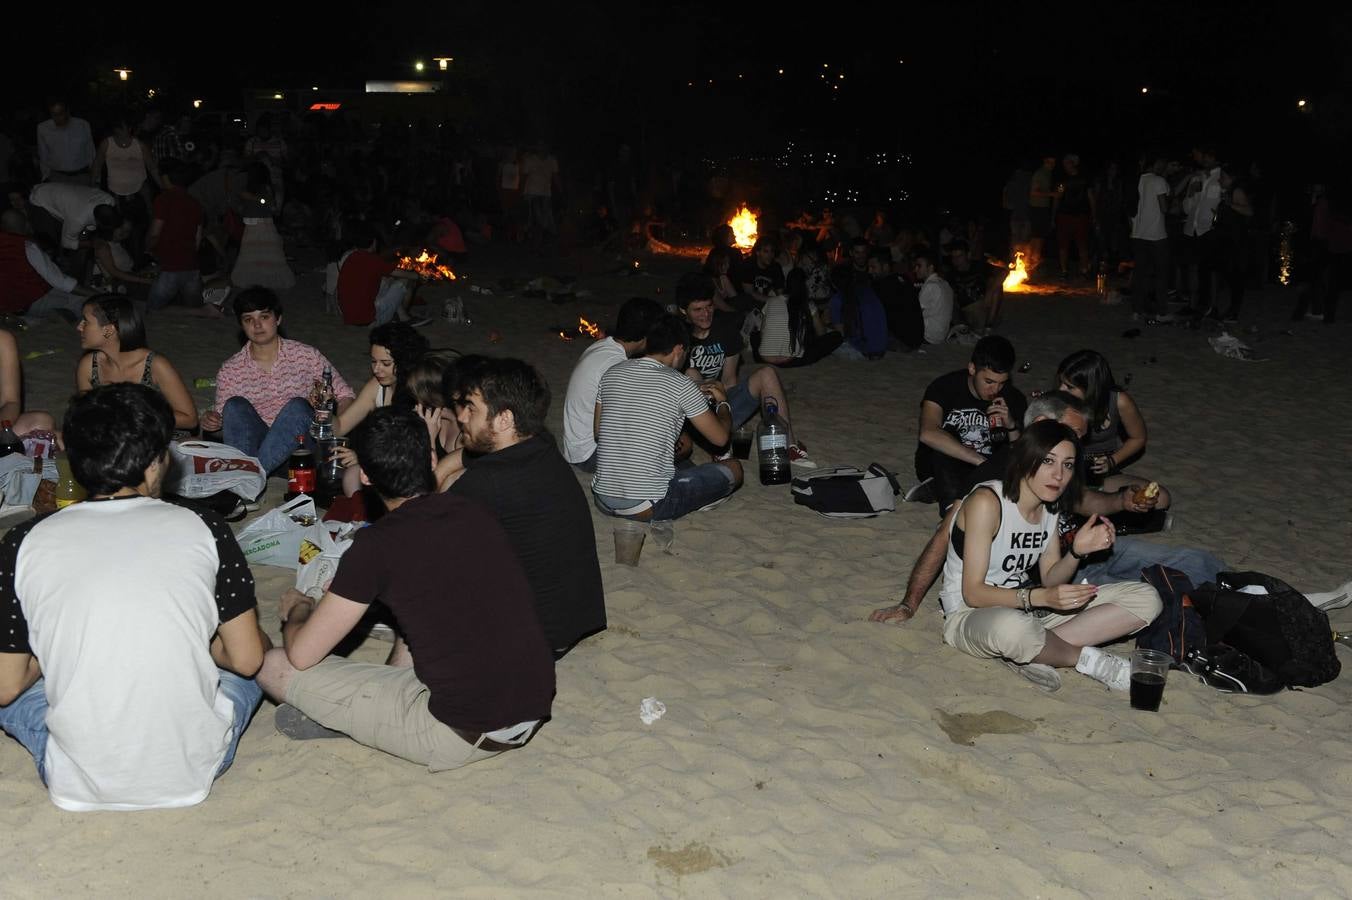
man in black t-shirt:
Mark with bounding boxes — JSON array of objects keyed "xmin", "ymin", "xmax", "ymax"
[
  {"xmin": 913, "ymin": 335, "xmax": 1026, "ymax": 514},
  {"xmin": 737, "ymin": 238, "xmax": 786, "ymax": 303},
  {"xmin": 678, "ymin": 273, "xmax": 814, "ymax": 466},
  {"xmin": 868, "ymin": 248, "xmax": 924, "ymax": 349},
  {"xmin": 439, "ymin": 356, "xmax": 606, "ymax": 658},
  {"xmin": 257, "ymin": 407, "xmax": 554, "ymax": 770},
  {"xmin": 943, "ymin": 239, "xmax": 1002, "ymax": 330}
]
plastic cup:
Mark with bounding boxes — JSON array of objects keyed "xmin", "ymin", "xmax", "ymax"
[
  {"xmin": 731, "ymin": 427, "xmax": 753, "ymax": 460},
  {"xmin": 613, "ymin": 520, "xmax": 647, "ymax": 566},
  {"xmin": 1130, "ymin": 648, "xmax": 1171, "ymax": 711}
]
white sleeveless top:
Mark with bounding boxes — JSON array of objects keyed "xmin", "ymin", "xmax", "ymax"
[
  {"xmin": 106, "ymin": 139, "xmax": 146, "ymax": 196},
  {"xmin": 939, "ymin": 480, "xmax": 1059, "ymax": 616}
]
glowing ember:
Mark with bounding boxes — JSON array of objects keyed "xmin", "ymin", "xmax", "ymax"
[
  {"xmin": 728, "ymin": 205, "xmax": 759, "ymax": 250},
  {"xmin": 397, "ymin": 249, "xmax": 457, "ymax": 281},
  {"xmin": 557, "ymin": 331, "xmax": 574, "ymax": 342},
  {"xmin": 578, "ymin": 316, "xmax": 602, "ymax": 339},
  {"xmin": 1002, "ymin": 252, "xmax": 1029, "ymax": 292},
  {"xmin": 1277, "ymin": 222, "xmax": 1294, "ymax": 287}
]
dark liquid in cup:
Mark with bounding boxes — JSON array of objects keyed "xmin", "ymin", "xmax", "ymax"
[
  {"xmin": 1130, "ymin": 672, "xmax": 1166, "ymax": 711},
  {"xmin": 731, "ymin": 432, "xmax": 753, "ymax": 460}
]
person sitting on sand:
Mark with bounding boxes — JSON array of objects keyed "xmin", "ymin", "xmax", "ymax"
[
  {"xmin": 913, "ymin": 335, "xmax": 1027, "ymax": 513},
  {"xmin": 1055, "ymin": 349, "xmax": 1172, "ymax": 530},
  {"xmin": 755, "ymin": 268, "xmax": 842, "ymax": 367},
  {"xmin": 737, "ymin": 237, "xmax": 785, "ymax": 307},
  {"xmin": 256, "ymin": 407, "xmax": 555, "ymax": 769},
  {"xmin": 702, "ymin": 246, "xmax": 747, "ymax": 315},
  {"xmin": 928, "ymin": 419, "xmax": 1163, "ymax": 692},
  {"xmin": 201, "ymin": 287, "xmax": 355, "ymax": 477},
  {"xmin": 679, "ymin": 273, "xmax": 814, "ymax": 466},
  {"xmin": 405, "ymin": 351, "xmax": 462, "ymax": 465},
  {"xmin": 335, "ymin": 219, "xmax": 426, "ymax": 327},
  {"xmin": 0, "ymin": 329, "xmax": 55, "ymax": 437},
  {"xmin": 75, "ymin": 293, "xmax": 198, "ymax": 432},
  {"xmin": 873, "ymin": 392, "xmax": 1197, "ymax": 625},
  {"xmin": 561, "ymin": 296, "xmax": 664, "ymax": 472},
  {"xmin": 0, "ymin": 384, "xmax": 268, "ymax": 810},
  {"xmin": 592, "ymin": 314, "xmax": 741, "ymax": 522},
  {"xmin": 433, "ymin": 357, "xmax": 606, "ymax": 659},
  {"xmin": 0, "ymin": 208, "xmax": 94, "ymax": 326}
]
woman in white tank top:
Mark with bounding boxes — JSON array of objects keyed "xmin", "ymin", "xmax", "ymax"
[
  {"xmin": 94, "ymin": 118, "xmax": 158, "ymax": 199},
  {"xmin": 938, "ymin": 420, "xmax": 1162, "ymax": 692}
]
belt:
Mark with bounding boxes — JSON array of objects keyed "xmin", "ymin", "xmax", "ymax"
[{"xmin": 451, "ymin": 726, "xmax": 526, "ymax": 753}]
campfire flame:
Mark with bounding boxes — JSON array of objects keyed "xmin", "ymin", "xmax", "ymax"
[
  {"xmin": 1002, "ymin": 252, "xmax": 1029, "ymax": 292},
  {"xmin": 578, "ymin": 316, "xmax": 602, "ymax": 339},
  {"xmin": 729, "ymin": 205, "xmax": 759, "ymax": 250},
  {"xmin": 397, "ymin": 249, "xmax": 458, "ymax": 281},
  {"xmin": 557, "ymin": 331, "xmax": 574, "ymax": 342}
]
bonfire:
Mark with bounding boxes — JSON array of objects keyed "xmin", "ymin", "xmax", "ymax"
[
  {"xmin": 1002, "ymin": 252, "xmax": 1029, "ymax": 292},
  {"xmin": 397, "ymin": 249, "xmax": 457, "ymax": 281},
  {"xmin": 729, "ymin": 205, "xmax": 758, "ymax": 250}
]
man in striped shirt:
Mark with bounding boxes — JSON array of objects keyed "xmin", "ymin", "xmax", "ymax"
[
  {"xmin": 200, "ymin": 288, "xmax": 354, "ymax": 476},
  {"xmin": 592, "ymin": 315, "xmax": 742, "ymax": 521}
]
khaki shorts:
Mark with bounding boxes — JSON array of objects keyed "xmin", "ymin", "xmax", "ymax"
[
  {"xmin": 943, "ymin": 581, "xmax": 1162, "ymax": 664},
  {"xmin": 286, "ymin": 658, "xmax": 500, "ymax": 772}
]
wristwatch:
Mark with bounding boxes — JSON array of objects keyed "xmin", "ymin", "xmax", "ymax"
[
  {"xmin": 1017, "ymin": 587, "xmax": 1031, "ymax": 612},
  {"xmin": 1069, "ymin": 547, "xmax": 1089, "ymax": 561}
]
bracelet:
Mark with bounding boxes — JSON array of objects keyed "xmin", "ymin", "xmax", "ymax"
[
  {"xmin": 1069, "ymin": 547, "xmax": 1088, "ymax": 561},
  {"xmin": 1017, "ymin": 587, "xmax": 1031, "ymax": 612},
  {"xmin": 715, "ymin": 401, "xmax": 731, "ymax": 414}
]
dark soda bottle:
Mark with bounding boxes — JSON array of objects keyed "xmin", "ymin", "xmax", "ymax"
[
  {"xmin": 285, "ymin": 436, "xmax": 316, "ymax": 500},
  {"xmin": 0, "ymin": 420, "xmax": 23, "ymax": 457}
]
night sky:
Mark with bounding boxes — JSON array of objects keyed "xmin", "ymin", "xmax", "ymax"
[{"xmin": 6, "ymin": 2, "xmax": 1350, "ymax": 208}]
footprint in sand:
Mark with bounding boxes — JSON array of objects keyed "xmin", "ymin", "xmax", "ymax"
[
  {"xmin": 647, "ymin": 841, "xmax": 732, "ymax": 876},
  {"xmin": 933, "ymin": 709, "xmax": 1037, "ymax": 745}
]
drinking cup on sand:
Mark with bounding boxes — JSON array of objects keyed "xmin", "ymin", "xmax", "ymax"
[
  {"xmin": 731, "ymin": 427, "xmax": 754, "ymax": 460},
  {"xmin": 1130, "ymin": 649, "xmax": 1171, "ymax": 711},
  {"xmin": 613, "ymin": 520, "xmax": 647, "ymax": 566}
]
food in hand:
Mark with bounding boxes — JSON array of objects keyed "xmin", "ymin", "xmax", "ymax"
[{"xmin": 1133, "ymin": 482, "xmax": 1160, "ymax": 504}]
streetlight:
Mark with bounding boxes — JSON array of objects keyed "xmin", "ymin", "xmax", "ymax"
[
  {"xmin": 1298, "ymin": 98, "xmax": 1308, "ymax": 108},
  {"xmin": 192, "ymin": 99, "xmax": 203, "ymax": 109},
  {"xmin": 434, "ymin": 56, "xmax": 453, "ymax": 71},
  {"xmin": 414, "ymin": 60, "xmax": 425, "ymax": 73},
  {"xmin": 1141, "ymin": 86, "xmax": 1149, "ymax": 94},
  {"xmin": 114, "ymin": 68, "xmax": 131, "ymax": 81}
]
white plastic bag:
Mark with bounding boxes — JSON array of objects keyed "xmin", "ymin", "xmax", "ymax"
[
  {"xmin": 166, "ymin": 440, "xmax": 266, "ymax": 501},
  {"xmin": 237, "ymin": 495, "xmax": 326, "ymax": 569},
  {"xmin": 295, "ymin": 522, "xmax": 362, "ymax": 597}
]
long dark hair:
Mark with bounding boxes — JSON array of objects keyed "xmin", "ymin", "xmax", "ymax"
[
  {"xmin": 784, "ymin": 268, "xmax": 812, "ymax": 356},
  {"xmin": 828, "ymin": 264, "xmax": 860, "ymax": 338},
  {"xmin": 84, "ymin": 293, "xmax": 147, "ymax": 351},
  {"xmin": 369, "ymin": 321, "xmax": 429, "ymax": 408},
  {"xmin": 1056, "ymin": 349, "xmax": 1118, "ymax": 428},
  {"xmin": 1002, "ymin": 420, "xmax": 1083, "ymax": 515}
]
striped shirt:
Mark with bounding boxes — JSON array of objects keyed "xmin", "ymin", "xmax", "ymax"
[
  {"xmin": 213, "ymin": 338, "xmax": 354, "ymax": 424},
  {"xmin": 593, "ymin": 357, "xmax": 709, "ymax": 501}
]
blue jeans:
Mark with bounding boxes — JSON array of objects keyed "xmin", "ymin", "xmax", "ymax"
[
  {"xmin": 223, "ymin": 396, "xmax": 315, "ymax": 475},
  {"xmin": 373, "ymin": 278, "xmax": 409, "ymax": 326},
  {"xmin": 726, "ymin": 381, "xmax": 760, "ymax": 429},
  {"xmin": 0, "ymin": 672, "xmax": 262, "ymax": 784},
  {"xmin": 594, "ymin": 462, "xmax": 737, "ymax": 522},
  {"xmin": 1079, "ymin": 536, "xmax": 1226, "ymax": 588},
  {"xmin": 148, "ymin": 270, "xmax": 204, "ymax": 310}
]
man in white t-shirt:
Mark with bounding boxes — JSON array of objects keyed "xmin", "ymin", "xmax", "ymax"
[
  {"xmin": 1130, "ymin": 155, "xmax": 1173, "ymax": 320},
  {"xmin": 592, "ymin": 314, "xmax": 742, "ymax": 521},
  {"xmin": 914, "ymin": 252, "xmax": 954, "ymax": 345},
  {"xmin": 562, "ymin": 296, "xmax": 663, "ymax": 471},
  {"xmin": 1181, "ymin": 149, "xmax": 1222, "ymax": 312},
  {"xmin": 0, "ymin": 384, "xmax": 268, "ymax": 811},
  {"xmin": 28, "ymin": 181, "xmax": 115, "ymax": 251}
]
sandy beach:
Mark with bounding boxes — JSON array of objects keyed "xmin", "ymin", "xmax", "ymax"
[{"xmin": 1, "ymin": 241, "xmax": 1350, "ymax": 898}]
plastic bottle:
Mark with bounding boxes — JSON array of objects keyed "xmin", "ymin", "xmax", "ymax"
[
  {"xmin": 285, "ymin": 436, "xmax": 316, "ymax": 500},
  {"xmin": 757, "ymin": 398, "xmax": 792, "ymax": 486},
  {"xmin": 55, "ymin": 454, "xmax": 86, "ymax": 508},
  {"xmin": 1095, "ymin": 261, "xmax": 1107, "ymax": 295},
  {"xmin": 0, "ymin": 420, "xmax": 23, "ymax": 457}
]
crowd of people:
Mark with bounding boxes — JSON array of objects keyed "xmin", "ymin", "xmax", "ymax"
[{"xmin": 0, "ymin": 100, "xmax": 1349, "ymax": 813}]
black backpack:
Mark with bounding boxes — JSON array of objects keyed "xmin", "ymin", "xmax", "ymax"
[
  {"xmin": 1189, "ymin": 571, "xmax": 1341, "ymax": 691},
  {"xmin": 1134, "ymin": 564, "xmax": 1207, "ymax": 664},
  {"xmin": 791, "ymin": 464, "xmax": 901, "ymax": 518}
]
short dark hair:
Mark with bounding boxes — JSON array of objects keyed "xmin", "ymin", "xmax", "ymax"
[
  {"xmin": 369, "ymin": 320, "xmax": 430, "ymax": 406},
  {"xmin": 849, "ymin": 237, "xmax": 870, "ymax": 251},
  {"xmin": 1002, "ymin": 419, "xmax": 1082, "ymax": 515},
  {"xmin": 675, "ymin": 272, "xmax": 715, "ymax": 308},
  {"xmin": 971, "ymin": 335, "xmax": 1016, "ymax": 374},
  {"xmin": 612, "ymin": 296, "xmax": 663, "ymax": 342},
  {"xmin": 351, "ymin": 407, "xmax": 435, "ymax": 501},
  {"xmin": 644, "ymin": 313, "xmax": 689, "ymax": 357},
  {"xmin": 344, "ymin": 217, "xmax": 377, "ymax": 249},
  {"xmin": 64, "ymin": 384, "xmax": 174, "ymax": 496},
  {"xmin": 84, "ymin": 293, "xmax": 147, "ymax": 351},
  {"xmin": 450, "ymin": 356, "xmax": 550, "ymax": 438},
  {"xmin": 948, "ymin": 238, "xmax": 970, "ymax": 254},
  {"xmin": 233, "ymin": 286, "xmax": 282, "ymax": 322},
  {"xmin": 867, "ymin": 247, "xmax": 892, "ymax": 266},
  {"xmin": 92, "ymin": 204, "xmax": 123, "ymax": 240},
  {"xmin": 406, "ymin": 351, "xmax": 458, "ymax": 409}
]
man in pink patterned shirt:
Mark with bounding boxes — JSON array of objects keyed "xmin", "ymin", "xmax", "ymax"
[{"xmin": 201, "ymin": 288, "xmax": 355, "ymax": 476}]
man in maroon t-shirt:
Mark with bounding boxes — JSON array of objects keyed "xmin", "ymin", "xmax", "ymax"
[
  {"xmin": 336, "ymin": 219, "xmax": 424, "ymax": 326},
  {"xmin": 256, "ymin": 407, "xmax": 554, "ymax": 770},
  {"xmin": 147, "ymin": 158, "xmax": 204, "ymax": 310}
]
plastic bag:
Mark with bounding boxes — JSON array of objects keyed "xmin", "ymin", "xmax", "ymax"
[
  {"xmin": 166, "ymin": 441, "xmax": 266, "ymax": 501},
  {"xmin": 295, "ymin": 521, "xmax": 362, "ymax": 597},
  {"xmin": 237, "ymin": 495, "xmax": 328, "ymax": 569}
]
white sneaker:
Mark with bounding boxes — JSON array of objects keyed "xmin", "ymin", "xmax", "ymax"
[
  {"xmin": 1000, "ymin": 658, "xmax": 1062, "ymax": 692},
  {"xmin": 1308, "ymin": 580, "xmax": 1352, "ymax": 612},
  {"xmin": 1075, "ymin": 646, "xmax": 1131, "ymax": 691}
]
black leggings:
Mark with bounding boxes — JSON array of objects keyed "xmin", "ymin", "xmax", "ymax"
[{"xmin": 778, "ymin": 331, "xmax": 844, "ymax": 368}]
